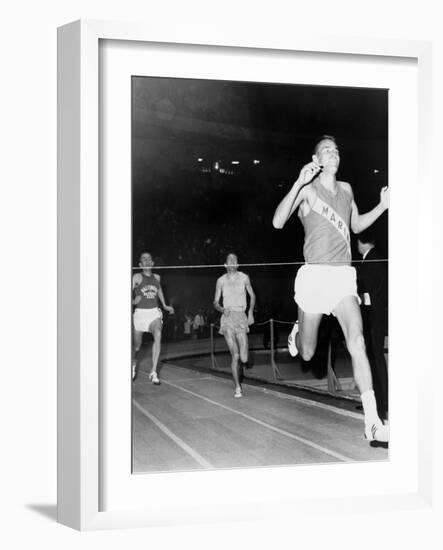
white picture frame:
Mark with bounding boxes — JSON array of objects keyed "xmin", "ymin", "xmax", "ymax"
[{"xmin": 57, "ymin": 19, "xmax": 433, "ymax": 531}]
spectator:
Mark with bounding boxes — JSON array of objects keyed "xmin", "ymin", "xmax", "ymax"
[
  {"xmin": 357, "ymin": 233, "xmax": 389, "ymax": 420},
  {"xmin": 183, "ymin": 313, "xmax": 192, "ymax": 339}
]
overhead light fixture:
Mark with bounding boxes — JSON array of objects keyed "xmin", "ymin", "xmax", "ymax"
[
  {"xmin": 373, "ymin": 169, "xmax": 379, "ymax": 174},
  {"xmin": 231, "ymin": 160, "xmax": 240, "ymax": 165},
  {"xmin": 197, "ymin": 158, "xmax": 203, "ymax": 162},
  {"xmin": 253, "ymin": 159, "xmax": 260, "ymax": 165}
]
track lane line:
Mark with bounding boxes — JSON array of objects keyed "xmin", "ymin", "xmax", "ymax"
[
  {"xmin": 133, "ymin": 399, "xmax": 214, "ymax": 469},
  {"xmin": 160, "ymin": 363, "xmax": 363, "ymax": 420},
  {"xmin": 135, "ymin": 375, "xmax": 214, "ymax": 387},
  {"xmin": 161, "ymin": 380, "xmax": 355, "ymax": 462}
]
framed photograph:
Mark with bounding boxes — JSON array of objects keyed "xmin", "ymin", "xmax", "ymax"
[{"xmin": 58, "ymin": 19, "xmax": 433, "ymax": 530}]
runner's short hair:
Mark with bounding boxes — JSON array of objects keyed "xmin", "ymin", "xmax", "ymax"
[
  {"xmin": 225, "ymin": 252, "xmax": 238, "ymax": 263},
  {"xmin": 313, "ymin": 135, "xmax": 337, "ymax": 155}
]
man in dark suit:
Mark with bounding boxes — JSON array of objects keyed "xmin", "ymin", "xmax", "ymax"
[{"xmin": 357, "ymin": 233, "xmax": 388, "ymax": 420}]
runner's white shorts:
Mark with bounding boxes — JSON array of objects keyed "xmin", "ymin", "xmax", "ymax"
[
  {"xmin": 294, "ymin": 264, "xmax": 360, "ymax": 315},
  {"xmin": 219, "ymin": 310, "xmax": 249, "ymax": 336},
  {"xmin": 133, "ymin": 307, "xmax": 163, "ymax": 332}
]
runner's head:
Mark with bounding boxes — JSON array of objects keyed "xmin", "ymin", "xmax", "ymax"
[
  {"xmin": 139, "ymin": 252, "xmax": 154, "ymax": 269},
  {"xmin": 313, "ymin": 135, "xmax": 340, "ymax": 175},
  {"xmin": 224, "ymin": 253, "xmax": 239, "ymax": 272}
]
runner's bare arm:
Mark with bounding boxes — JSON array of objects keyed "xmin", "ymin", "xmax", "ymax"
[
  {"xmin": 245, "ymin": 276, "xmax": 256, "ymax": 325},
  {"xmin": 273, "ymin": 161, "xmax": 321, "ymax": 228},
  {"xmin": 213, "ymin": 278, "xmax": 225, "ymax": 314},
  {"xmin": 156, "ymin": 275, "xmax": 174, "ymax": 313},
  {"xmin": 345, "ymin": 182, "xmax": 389, "ymax": 233},
  {"xmin": 132, "ymin": 273, "xmax": 143, "ymax": 305},
  {"xmin": 132, "ymin": 272, "xmax": 142, "ymax": 289}
]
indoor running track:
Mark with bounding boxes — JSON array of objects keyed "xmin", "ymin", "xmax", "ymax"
[{"xmin": 132, "ymin": 363, "xmax": 388, "ymax": 473}]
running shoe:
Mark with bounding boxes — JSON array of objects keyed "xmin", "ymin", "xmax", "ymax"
[
  {"xmin": 234, "ymin": 388, "xmax": 243, "ymax": 398},
  {"xmin": 149, "ymin": 371, "xmax": 161, "ymax": 385},
  {"xmin": 364, "ymin": 422, "xmax": 389, "ymax": 442},
  {"xmin": 288, "ymin": 322, "xmax": 299, "ymax": 357}
]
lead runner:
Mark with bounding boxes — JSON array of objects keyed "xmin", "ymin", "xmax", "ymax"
[{"xmin": 272, "ymin": 135, "xmax": 389, "ymax": 442}]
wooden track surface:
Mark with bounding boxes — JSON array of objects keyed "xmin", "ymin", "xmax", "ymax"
[{"xmin": 132, "ymin": 363, "xmax": 388, "ymax": 473}]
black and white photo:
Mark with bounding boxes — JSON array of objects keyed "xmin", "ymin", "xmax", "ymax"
[{"xmin": 130, "ymin": 76, "xmax": 390, "ymax": 473}]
